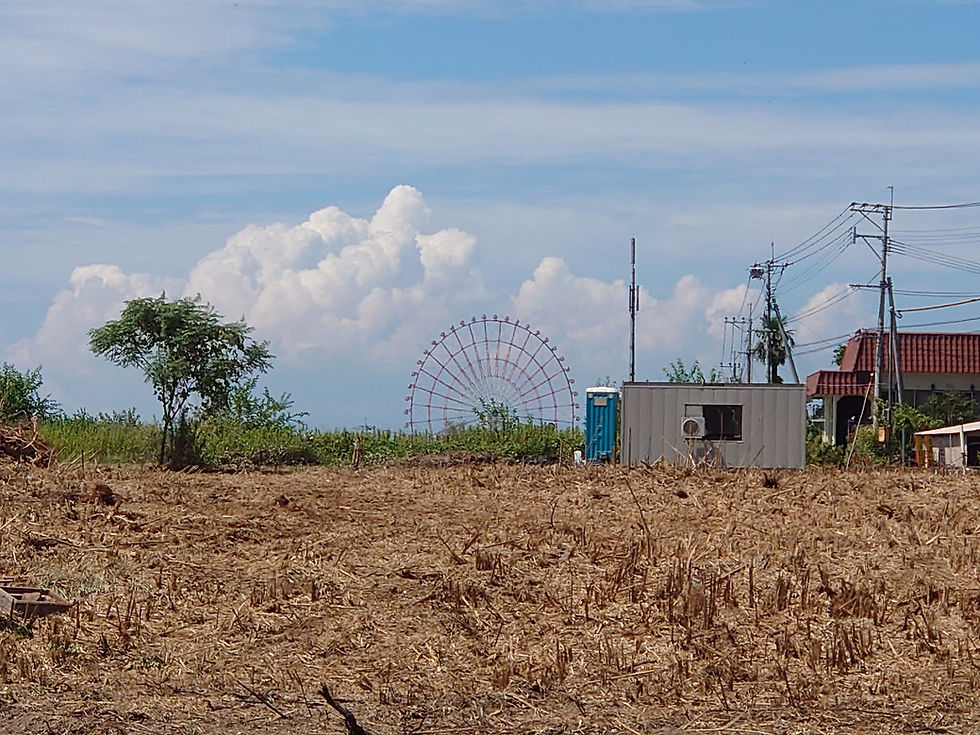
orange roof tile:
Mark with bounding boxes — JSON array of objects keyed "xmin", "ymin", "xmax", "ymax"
[{"xmin": 807, "ymin": 330, "xmax": 980, "ymax": 397}]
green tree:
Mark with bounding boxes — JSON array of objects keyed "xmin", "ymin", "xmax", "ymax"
[
  {"xmin": 921, "ymin": 391, "xmax": 979, "ymax": 427},
  {"xmin": 89, "ymin": 295, "xmax": 273, "ymax": 464},
  {"xmin": 663, "ymin": 359, "xmax": 721, "ymax": 383},
  {"xmin": 473, "ymin": 398, "xmax": 520, "ymax": 431},
  {"xmin": 832, "ymin": 344, "xmax": 846, "ymax": 367},
  {"xmin": 753, "ymin": 316, "xmax": 794, "ymax": 383},
  {"xmin": 0, "ymin": 363, "xmax": 59, "ymax": 424},
  {"xmin": 217, "ymin": 377, "xmax": 306, "ymax": 430}
]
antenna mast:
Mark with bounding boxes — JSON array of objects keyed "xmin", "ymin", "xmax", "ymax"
[{"xmin": 629, "ymin": 237, "xmax": 638, "ymax": 382}]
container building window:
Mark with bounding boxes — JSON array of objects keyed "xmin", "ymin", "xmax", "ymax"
[{"xmin": 703, "ymin": 404, "xmax": 742, "ymax": 441}]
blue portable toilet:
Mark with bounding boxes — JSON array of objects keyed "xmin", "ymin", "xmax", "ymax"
[{"xmin": 585, "ymin": 387, "xmax": 619, "ymax": 463}]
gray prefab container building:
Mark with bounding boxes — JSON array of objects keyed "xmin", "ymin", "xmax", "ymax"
[{"xmin": 620, "ymin": 382, "xmax": 806, "ymax": 469}]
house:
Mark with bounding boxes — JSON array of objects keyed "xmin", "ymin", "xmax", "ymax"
[
  {"xmin": 914, "ymin": 421, "xmax": 980, "ymax": 469},
  {"xmin": 620, "ymin": 382, "xmax": 806, "ymax": 469},
  {"xmin": 807, "ymin": 330, "xmax": 980, "ymax": 445}
]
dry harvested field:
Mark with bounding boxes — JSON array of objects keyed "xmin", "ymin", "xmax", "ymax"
[{"xmin": 2, "ymin": 458, "xmax": 980, "ymax": 734}]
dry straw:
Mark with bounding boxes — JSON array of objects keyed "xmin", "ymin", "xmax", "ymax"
[{"xmin": 0, "ymin": 458, "xmax": 979, "ymax": 733}]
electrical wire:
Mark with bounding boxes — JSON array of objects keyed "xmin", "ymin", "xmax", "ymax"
[
  {"xmin": 780, "ymin": 234, "xmax": 852, "ymax": 294},
  {"xmin": 900, "ymin": 314, "xmax": 980, "ymax": 329},
  {"xmin": 892, "ymin": 201, "xmax": 980, "ymax": 210},
  {"xmin": 898, "ymin": 297, "xmax": 980, "ymax": 314},
  {"xmin": 794, "ymin": 332, "xmax": 853, "ymax": 349},
  {"xmin": 890, "ymin": 240, "xmax": 980, "ymax": 276},
  {"xmin": 734, "ymin": 271, "xmax": 753, "ymax": 321},
  {"xmin": 785, "ymin": 286, "xmax": 858, "ymax": 324},
  {"xmin": 774, "ymin": 206, "xmax": 856, "ymax": 262},
  {"xmin": 891, "ymin": 230, "xmax": 980, "ymax": 246},
  {"xmin": 894, "ymin": 224, "xmax": 980, "ymax": 234},
  {"xmin": 795, "ymin": 344, "xmax": 844, "ymax": 357},
  {"xmin": 892, "ymin": 288, "xmax": 980, "ymax": 297}
]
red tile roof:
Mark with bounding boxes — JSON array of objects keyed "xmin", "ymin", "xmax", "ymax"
[
  {"xmin": 807, "ymin": 330, "xmax": 980, "ymax": 397},
  {"xmin": 805, "ymin": 369, "xmax": 872, "ymax": 397},
  {"xmin": 841, "ymin": 330, "xmax": 980, "ymax": 374}
]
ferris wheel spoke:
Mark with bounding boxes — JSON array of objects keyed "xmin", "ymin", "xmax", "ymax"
[
  {"xmin": 423, "ymin": 350, "xmax": 481, "ymax": 403},
  {"xmin": 419, "ymin": 384, "xmax": 480, "ymax": 411},
  {"xmin": 499, "ymin": 320, "xmax": 519, "ymax": 380},
  {"xmin": 492, "ymin": 319, "xmax": 505, "ymax": 378},
  {"xmin": 467, "ymin": 322, "xmax": 488, "ymax": 383},
  {"xmin": 407, "ymin": 316, "xmax": 577, "ymax": 431},
  {"xmin": 441, "ymin": 331, "xmax": 484, "ymax": 396},
  {"xmin": 502, "ymin": 325, "xmax": 534, "ymax": 385},
  {"xmin": 416, "ymin": 367, "xmax": 480, "ymax": 408},
  {"xmin": 453, "ymin": 325, "xmax": 493, "ymax": 398}
]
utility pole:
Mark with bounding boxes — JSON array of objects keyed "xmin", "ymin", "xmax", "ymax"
[
  {"xmin": 723, "ymin": 315, "xmax": 751, "ymax": 382},
  {"xmin": 749, "ymin": 250, "xmax": 790, "ymax": 384},
  {"xmin": 850, "ymin": 189, "xmax": 893, "ymax": 428},
  {"xmin": 765, "ymin": 250, "xmax": 774, "ymax": 383},
  {"xmin": 629, "ymin": 237, "xmax": 638, "ymax": 383}
]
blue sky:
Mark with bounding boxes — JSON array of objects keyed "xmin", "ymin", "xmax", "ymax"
[{"xmin": 5, "ymin": 0, "xmax": 980, "ymax": 428}]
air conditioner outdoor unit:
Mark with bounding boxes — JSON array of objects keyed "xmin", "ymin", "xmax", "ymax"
[{"xmin": 681, "ymin": 416, "xmax": 706, "ymax": 439}]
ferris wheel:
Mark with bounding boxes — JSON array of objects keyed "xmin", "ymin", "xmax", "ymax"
[{"xmin": 405, "ymin": 315, "xmax": 578, "ymax": 432}]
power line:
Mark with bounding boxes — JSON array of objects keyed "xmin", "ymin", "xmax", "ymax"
[
  {"xmin": 893, "ymin": 288, "xmax": 980, "ymax": 297},
  {"xmin": 890, "ymin": 240, "xmax": 980, "ymax": 276},
  {"xmin": 892, "ymin": 201, "xmax": 980, "ymax": 210},
  {"xmin": 894, "ymin": 224, "xmax": 980, "ymax": 235},
  {"xmin": 774, "ymin": 206, "xmax": 856, "ymax": 262},
  {"xmin": 897, "ymin": 297, "xmax": 980, "ymax": 314},
  {"xmin": 780, "ymin": 235, "xmax": 852, "ymax": 293},
  {"xmin": 785, "ymin": 286, "xmax": 858, "ymax": 324},
  {"xmin": 901, "ymin": 314, "xmax": 980, "ymax": 329},
  {"xmin": 794, "ymin": 332, "xmax": 853, "ymax": 349}
]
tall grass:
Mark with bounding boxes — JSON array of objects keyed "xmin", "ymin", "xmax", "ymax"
[
  {"xmin": 39, "ymin": 413, "xmax": 584, "ymax": 469},
  {"xmin": 40, "ymin": 410, "xmax": 160, "ymax": 465}
]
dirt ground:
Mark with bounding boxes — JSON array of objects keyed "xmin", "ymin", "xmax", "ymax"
[{"xmin": 2, "ymin": 458, "xmax": 980, "ymax": 734}]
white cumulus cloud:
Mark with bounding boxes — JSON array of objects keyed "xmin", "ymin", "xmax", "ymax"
[
  {"xmin": 8, "ymin": 187, "xmax": 486, "ymax": 392},
  {"xmin": 8, "ymin": 186, "xmax": 788, "ymax": 421},
  {"xmin": 183, "ymin": 185, "xmax": 484, "ymax": 362},
  {"xmin": 7, "ymin": 264, "xmax": 176, "ymax": 371},
  {"xmin": 511, "ymin": 257, "xmax": 750, "ymax": 381}
]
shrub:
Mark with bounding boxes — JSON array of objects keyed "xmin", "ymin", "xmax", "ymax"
[{"xmin": 0, "ymin": 363, "xmax": 59, "ymax": 424}]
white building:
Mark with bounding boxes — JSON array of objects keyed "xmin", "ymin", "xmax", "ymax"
[{"xmin": 914, "ymin": 421, "xmax": 980, "ymax": 469}]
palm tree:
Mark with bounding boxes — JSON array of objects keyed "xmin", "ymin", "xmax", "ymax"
[{"xmin": 753, "ymin": 316, "xmax": 794, "ymax": 383}]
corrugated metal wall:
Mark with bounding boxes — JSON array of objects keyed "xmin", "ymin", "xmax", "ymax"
[{"xmin": 621, "ymin": 383, "xmax": 806, "ymax": 469}]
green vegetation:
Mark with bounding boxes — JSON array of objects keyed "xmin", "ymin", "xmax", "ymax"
[
  {"xmin": 806, "ymin": 396, "xmax": 967, "ymax": 467},
  {"xmin": 40, "ymin": 410, "xmax": 161, "ymax": 466},
  {"xmin": 753, "ymin": 315, "xmax": 794, "ymax": 384},
  {"xmin": 832, "ymin": 344, "xmax": 846, "ymax": 367},
  {"xmin": 89, "ymin": 295, "xmax": 273, "ymax": 465},
  {"xmin": 805, "ymin": 419, "xmax": 845, "ymax": 466},
  {"xmin": 38, "ymin": 414, "xmax": 582, "ymax": 469},
  {"xmin": 0, "ymin": 359, "xmax": 581, "ymax": 469},
  {"xmin": 663, "ymin": 358, "xmax": 722, "ymax": 383},
  {"xmin": 0, "ymin": 363, "xmax": 59, "ymax": 423},
  {"xmin": 920, "ymin": 390, "xmax": 979, "ymax": 427}
]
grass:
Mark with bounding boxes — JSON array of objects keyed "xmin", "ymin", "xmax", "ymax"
[
  {"xmin": 38, "ymin": 413, "xmax": 584, "ymax": 469},
  {"xmin": 39, "ymin": 410, "xmax": 160, "ymax": 466}
]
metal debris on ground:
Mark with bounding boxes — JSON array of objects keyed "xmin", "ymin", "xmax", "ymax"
[{"xmin": 0, "ymin": 585, "xmax": 72, "ymax": 620}]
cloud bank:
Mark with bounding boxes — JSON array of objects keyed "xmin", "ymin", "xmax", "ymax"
[{"xmin": 8, "ymin": 186, "xmax": 836, "ymax": 424}]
